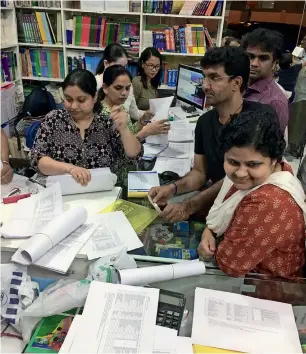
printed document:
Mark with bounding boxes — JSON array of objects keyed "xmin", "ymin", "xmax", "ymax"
[
  {"xmin": 11, "ymin": 207, "xmax": 89, "ymax": 273},
  {"xmin": 159, "ymin": 142, "xmax": 193, "ymax": 159},
  {"xmin": 149, "ymin": 96, "xmax": 174, "ymax": 121},
  {"xmin": 1, "ymin": 183, "xmax": 62, "ymax": 238},
  {"xmin": 34, "ymin": 222, "xmax": 97, "ymax": 274},
  {"xmin": 192, "ymin": 288, "xmax": 302, "ymax": 354},
  {"xmin": 63, "ymin": 282, "xmax": 159, "ymax": 353},
  {"xmin": 153, "ymin": 157, "xmax": 191, "ymax": 177},
  {"xmin": 86, "ymin": 211, "xmax": 143, "ymax": 260}
]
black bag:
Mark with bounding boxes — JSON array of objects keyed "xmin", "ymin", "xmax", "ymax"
[{"xmin": 13, "ymin": 87, "xmax": 56, "ymax": 150}]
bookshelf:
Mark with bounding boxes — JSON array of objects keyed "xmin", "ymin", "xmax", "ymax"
[{"xmin": 1, "ymin": 0, "xmax": 227, "ymax": 90}]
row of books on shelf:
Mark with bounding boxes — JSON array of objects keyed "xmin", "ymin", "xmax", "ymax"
[
  {"xmin": 67, "ymin": 51, "xmax": 139, "ymax": 77},
  {"xmin": 1, "ymin": 51, "xmax": 18, "ymax": 83},
  {"xmin": 160, "ymin": 65, "xmax": 178, "ymax": 87},
  {"xmin": 143, "ymin": 0, "xmax": 223, "ymax": 16},
  {"xmin": 14, "ymin": 0, "xmax": 61, "ymax": 7},
  {"xmin": 144, "ymin": 25, "xmax": 213, "ymax": 55},
  {"xmin": 20, "ymin": 48, "xmax": 64, "ymax": 79},
  {"xmin": 17, "ymin": 11, "xmax": 62, "ymax": 44},
  {"xmin": 65, "ymin": 16, "xmax": 139, "ymax": 48}
]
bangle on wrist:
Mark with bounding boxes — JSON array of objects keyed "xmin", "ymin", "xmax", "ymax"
[
  {"xmin": 2, "ymin": 160, "xmax": 10, "ymax": 166},
  {"xmin": 172, "ymin": 182, "xmax": 178, "ymax": 195},
  {"xmin": 68, "ymin": 166, "xmax": 75, "ymax": 174}
]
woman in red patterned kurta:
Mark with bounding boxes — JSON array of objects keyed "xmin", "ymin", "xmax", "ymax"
[{"xmin": 198, "ymin": 111, "xmax": 306, "ymax": 279}]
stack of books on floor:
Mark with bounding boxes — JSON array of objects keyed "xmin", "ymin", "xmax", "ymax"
[
  {"xmin": 16, "ymin": 11, "xmax": 62, "ymax": 44},
  {"xmin": 14, "ymin": 0, "xmax": 61, "ymax": 7},
  {"xmin": 143, "ymin": 0, "xmax": 223, "ymax": 16},
  {"xmin": 19, "ymin": 48, "xmax": 64, "ymax": 79},
  {"xmin": 65, "ymin": 15, "xmax": 139, "ymax": 48},
  {"xmin": 144, "ymin": 24, "xmax": 213, "ymax": 55},
  {"xmin": 1, "ymin": 51, "xmax": 18, "ymax": 83}
]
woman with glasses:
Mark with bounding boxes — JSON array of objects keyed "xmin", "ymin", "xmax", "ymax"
[{"xmin": 132, "ymin": 47, "xmax": 163, "ymax": 110}]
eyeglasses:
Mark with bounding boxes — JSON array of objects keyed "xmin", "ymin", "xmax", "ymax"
[
  {"xmin": 198, "ymin": 75, "xmax": 234, "ymax": 85},
  {"xmin": 144, "ymin": 63, "xmax": 161, "ymax": 71}
]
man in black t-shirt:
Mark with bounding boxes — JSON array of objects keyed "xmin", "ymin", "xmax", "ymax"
[{"xmin": 149, "ymin": 47, "xmax": 279, "ymax": 222}]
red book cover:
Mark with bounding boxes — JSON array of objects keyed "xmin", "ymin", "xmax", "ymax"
[{"xmin": 81, "ymin": 16, "xmax": 91, "ymax": 47}]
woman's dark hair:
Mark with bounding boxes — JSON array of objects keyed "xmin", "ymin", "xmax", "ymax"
[
  {"xmin": 242, "ymin": 28, "xmax": 284, "ymax": 61},
  {"xmin": 98, "ymin": 64, "xmax": 132, "ymax": 101},
  {"xmin": 96, "ymin": 44, "xmax": 128, "ymax": 75},
  {"xmin": 62, "ymin": 69, "xmax": 101, "ymax": 112},
  {"xmin": 279, "ymin": 52, "xmax": 293, "ymax": 70},
  {"xmin": 138, "ymin": 47, "xmax": 163, "ymax": 89},
  {"xmin": 220, "ymin": 110, "xmax": 285, "ymax": 162},
  {"xmin": 200, "ymin": 47, "xmax": 250, "ymax": 92}
]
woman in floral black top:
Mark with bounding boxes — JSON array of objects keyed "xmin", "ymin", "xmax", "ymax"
[{"xmin": 30, "ymin": 69, "xmax": 143, "ymax": 186}]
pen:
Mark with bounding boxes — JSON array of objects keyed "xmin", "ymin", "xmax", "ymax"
[
  {"xmin": 29, "ymin": 178, "xmax": 46, "ymax": 188},
  {"xmin": 186, "ymin": 114, "xmax": 200, "ymax": 118}
]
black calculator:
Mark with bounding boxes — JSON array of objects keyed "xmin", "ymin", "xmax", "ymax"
[{"xmin": 156, "ymin": 289, "xmax": 186, "ymax": 333}]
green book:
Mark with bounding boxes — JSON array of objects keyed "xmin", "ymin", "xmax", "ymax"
[
  {"xmin": 89, "ymin": 17, "xmax": 96, "ymax": 47},
  {"xmin": 75, "ymin": 15, "xmax": 82, "ymax": 46},
  {"xmin": 46, "ymin": 50, "xmax": 52, "ymax": 78},
  {"xmin": 34, "ymin": 50, "xmax": 41, "ymax": 77},
  {"xmin": 59, "ymin": 51, "xmax": 65, "ymax": 79},
  {"xmin": 25, "ymin": 308, "xmax": 81, "ymax": 353}
]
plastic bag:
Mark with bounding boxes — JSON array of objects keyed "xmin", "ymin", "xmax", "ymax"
[
  {"xmin": 19, "ymin": 248, "xmax": 136, "ymax": 342},
  {"xmin": 87, "ymin": 247, "xmax": 137, "ymax": 282},
  {"xmin": 1, "ymin": 264, "xmax": 37, "ymax": 332}
]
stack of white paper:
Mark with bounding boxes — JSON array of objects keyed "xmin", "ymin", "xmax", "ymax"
[
  {"xmin": 1, "ymin": 183, "xmax": 63, "ymax": 238},
  {"xmin": 168, "ymin": 120, "xmax": 194, "ymax": 142},
  {"xmin": 191, "ymin": 288, "xmax": 302, "ymax": 353},
  {"xmin": 46, "ymin": 167, "xmax": 117, "ymax": 196},
  {"xmin": 153, "ymin": 326, "xmax": 193, "ymax": 354},
  {"xmin": 11, "ymin": 207, "xmax": 95, "ymax": 274},
  {"xmin": 59, "ymin": 282, "xmax": 159, "ymax": 353},
  {"xmin": 86, "ymin": 211, "xmax": 143, "ymax": 260}
]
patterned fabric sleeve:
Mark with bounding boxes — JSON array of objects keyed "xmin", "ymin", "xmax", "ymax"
[
  {"xmin": 216, "ymin": 186, "xmax": 305, "ymax": 278},
  {"xmin": 29, "ymin": 110, "xmax": 56, "ymax": 170}
]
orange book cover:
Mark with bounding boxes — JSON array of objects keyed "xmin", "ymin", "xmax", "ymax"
[
  {"xmin": 164, "ymin": 28, "xmax": 171, "ymax": 51},
  {"xmin": 25, "ymin": 49, "xmax": 33, "ymax": 76},
  {"xmin": 205, "ymin": 1, "xmax": 217, "ymax": 16},
  {"xmin": 185, "ymin": 25, "xmax": 193, "ymax": 54},
  {"xmin": 80, "ymin": 16, "xmax": 91, "ymax": 47},
  {"xmin": 51, "ymin": 50, "xmax": 59, "ymax": 78},
  {"xmin": 169, "ymin": 28, "xmax": 175, "ymax": 51},
  {"xmin": 99, "ymin": 17, "xmax": 106, "ymax": 48}
]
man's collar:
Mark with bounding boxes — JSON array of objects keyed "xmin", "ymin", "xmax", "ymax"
[{"xmin": 247, "ymin": 76, "xmax": 274, "ymax": 93}]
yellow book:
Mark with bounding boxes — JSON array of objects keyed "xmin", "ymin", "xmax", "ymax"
[
  {"xmin": 193, "ymin": 344, "xmax": 244, "ymax": 353},
  {"xmin": 100, "ymin": 199, "xmax": 157, "ymax": 234},
  {"xmin": 35, "ymin": 12, "xmax": 47, "ymax": 44}
]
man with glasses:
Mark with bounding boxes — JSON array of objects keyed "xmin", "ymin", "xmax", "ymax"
[
  {"xmin": 242, "ymin": 28, "xmax": 289, "ymax": 133},
  {"xmin": 149, "ymin": 47, "xmax": 279, "ymax": 222}
]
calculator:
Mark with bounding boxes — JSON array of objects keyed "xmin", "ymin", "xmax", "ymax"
[{"xmin": 156, "ymin": 289, "xmax": 186, "ymax": 332}]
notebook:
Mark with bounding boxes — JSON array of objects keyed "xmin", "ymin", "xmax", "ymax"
[{"xmin": 128, "ymin": 171, "xmax": 160, "ymax": 198}]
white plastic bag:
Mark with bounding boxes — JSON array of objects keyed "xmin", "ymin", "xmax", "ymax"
[
  {"xmin": 87, "ymin": 247, "xmax": 137, "ymax": 282},
  {"xmin": 1, "ymin": 264, "xmax": 37, "ymax": 332}
]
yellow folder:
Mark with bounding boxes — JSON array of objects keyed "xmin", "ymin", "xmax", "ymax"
[{"xmin": 193, "ymin": 345, "xmax": 244, "ymax": 353}]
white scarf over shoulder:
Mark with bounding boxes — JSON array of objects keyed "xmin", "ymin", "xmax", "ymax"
[{"xmin": 206, "ymin": 171, "xmax": 306, "ymax": 237}]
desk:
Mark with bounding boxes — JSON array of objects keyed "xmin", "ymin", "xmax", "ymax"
[{"xmin": 0, "ymin": 187, "xmax": 122, "ymax": 279}]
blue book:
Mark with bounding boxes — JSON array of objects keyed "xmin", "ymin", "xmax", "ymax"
[
  {"xmin": 29, "ymin": 49, "xmax": 37, "ymax": 77},
  {"xmin": 179, "ymin": 27, "xmax": 187, "ymax": 53},
  {"xmin": 95, "ymin": 17, "xmax": 102, "ymax": 47},
  {"xmin": 41, "ymin": 12, "xmax": 52, "ymax": 44}
]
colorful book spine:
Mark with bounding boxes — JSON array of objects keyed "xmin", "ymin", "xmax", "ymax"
[{"xmin": 19, "ymin": 49, "xmax": 64, "ymax": 79}]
